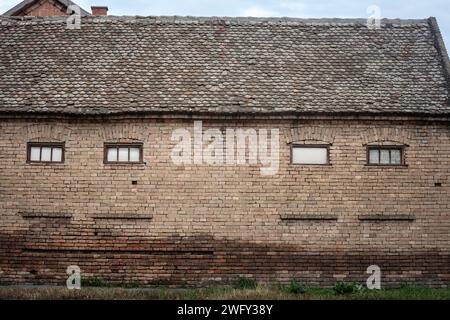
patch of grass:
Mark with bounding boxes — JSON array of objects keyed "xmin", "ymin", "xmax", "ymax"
[
  {"xmin": 350, "ymin": 287, "xmax": 450, "ymax": 300},
  {"xmin": 120, "ymin": 282, "xmax": 143, "ymax": 289},
  {"xmin": 286, "ymin": 279, "xmax": 307, "ymax": 294},
  {"xmin": 333, "ymin": 282, "xmax": 364, "ymax": 295},
  {"xmin": 235, "ymin": 277, "xmax": 257, "ymax": 289},
  {"xmin": 81, "ymin": 278, "xmax": 144, "ymax": 289},
  {"xmin": 0, "ymin": 285, "xmax": 449, "ymax": 300},
  {"xmin": 81, "ymin": 277, "xmax": 112, "ymax": 288}
]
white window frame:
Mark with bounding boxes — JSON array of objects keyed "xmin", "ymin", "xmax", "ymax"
[
  {"xmin": 27, "ymin": 142, "xmax": 64, "ymax": 163},
  {"xmin": 104, "ymin": 143, "xmax": 143, "ymax": 164},
  {"xmin": 291, "ymin": 145, "xmax": 330, "ymax": 165},
  {"xmin": 367, "ymin": 146, "xmax": 404, "ymax": 166}
]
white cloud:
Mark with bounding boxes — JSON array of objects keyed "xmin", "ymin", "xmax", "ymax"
[
  {"xmin": 243, "ymin": 6, "xmax": 279, "ymax": 17},
  {"xmin": 279, "ymin": 0, "xmax": 305, "ymax": 11}
]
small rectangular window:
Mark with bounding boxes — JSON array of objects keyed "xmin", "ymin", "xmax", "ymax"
[
  {"xmin": 52, "ymin": 148, "xmax": 62, "ymax": 162},
  {"xmin": 41, "ymin": 147, "xmax": 51, "ymax": 162},
  {"xmin": 391, "ymin": 149, "xmax": 401, "ymax": 164},
  {"xmin": 291, "ymin": 145, "xmax": 329, "ymax": 165},
  {"xmin": 30, "ymin": 147, "xmax": 41, "ymax": 161},
  {"xmin": 129, "ymin": 148, "xmax": 140, "ymax": 162},
  {"xmin": 369, "ymin": 149, "xmax": 379, "ymax": 164},
  {"xmin": 104, "ymin": 143, "xmax": 143, "ymax": 164},
  {"xmin": 367, "ymin": 146, "xmax": 404, "ymax": 166},
  {"xmin": 27, "ymin": 143, "xmax": 64, "ymax": 163},
  {"xmin": 118, "ymin": 148, "xmax": 128, "ymax": 162},
  {"xmin": 107, "ymin": 148, "xmax": 117, "ymax": 162},
  {"xmin": 380, "ymin": 149, "xmax": 390, "ymax": 164}
]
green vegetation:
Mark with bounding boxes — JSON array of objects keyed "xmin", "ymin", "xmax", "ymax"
[
  {"xmin": 286, "ymin": 279, "xmax": 307, "ymax": 294},
  {"xmin": 0, "ymin": 283, "xmax": 449, "ymax": 300},
  {"xmin": 235, "ymin": 276, "xmax": 257, "ymax": 289},
  {"xmin": 333, "ymin": 282, "xmax": 364, "ymax": 295},
  {"xmin": 81, "ymin": 277, "xmax": 112, "ymax": 288}
]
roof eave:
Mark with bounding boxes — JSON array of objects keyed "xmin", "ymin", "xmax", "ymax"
[
  {"xmin": 2, "ymin": 110, "xmax": 450, "ymax": 122},
  {"xmin": 428, "ymin": 17, "xmax": 450, "ymax": 96}
]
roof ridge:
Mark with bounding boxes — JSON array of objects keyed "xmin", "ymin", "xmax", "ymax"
[{"xmin": 0, "ymin": 15, "xmax": 430, "ymax": 25}]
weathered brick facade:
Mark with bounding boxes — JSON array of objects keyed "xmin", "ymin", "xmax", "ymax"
[
  {"xmin": 2, "ymin": 0, "xmax": 91, "ymax": 17},
  {"xmin": 0, "ymin": 116, "xmax": 449, "ymax": 287},
  {"xmin": 1, "ymin": 11, "xmax": 449, "ymax": 287},
  {"xmin": 15, "ymin": 0, "xmax": 68, "ymax": 17}
]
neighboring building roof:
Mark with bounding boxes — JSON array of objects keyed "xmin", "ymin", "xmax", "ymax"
[
  {"xmin": 2, "ymin": 0, "xmax": 90, "ymax": 17},
  {"xmin": 0, "ymin": 16, "xmax": 449, "ymax": 116}
]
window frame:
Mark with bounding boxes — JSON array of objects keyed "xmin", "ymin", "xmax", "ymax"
[
  {"xmin": 103, "ymin": 142, "xmax": 144, "ymax": 164},
  {"xmin": 26, "ymin": 142, "xmax": 65, "ymax": 164},
  {"xmin": 290, "ymin": 144, "xmax": 331, "ymax": 165},
  {"xmin": 366, "ymin": 145, "xmax": 405, "ymax": 166}
]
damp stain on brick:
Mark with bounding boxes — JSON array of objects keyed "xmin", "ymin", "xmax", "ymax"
[{"xmin": 1, "ymin": 231, "xmax": 449, "ymax": 287}]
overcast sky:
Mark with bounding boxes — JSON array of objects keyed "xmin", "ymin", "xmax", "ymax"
[{"xmin": 1, "ymin": 0, "xmax": 449, "ymax": 50}]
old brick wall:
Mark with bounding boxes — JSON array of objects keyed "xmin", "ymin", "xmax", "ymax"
[
  {"xmin": 15, "ymin": 0, "xmax": 68, "ymax": 17},
  {"xmin": 0, "ymin": 117, "xmax": 449, "ymax": 287}
]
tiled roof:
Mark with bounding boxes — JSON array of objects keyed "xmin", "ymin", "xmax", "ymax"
[{"xmin": 0, "ymin": 16, "xmax": 449, "ymax": 116}]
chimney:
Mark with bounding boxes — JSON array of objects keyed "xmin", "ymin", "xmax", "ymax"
[{"xmin": 91, "ymin": 6, "xmax": 108, "ymax": 16}]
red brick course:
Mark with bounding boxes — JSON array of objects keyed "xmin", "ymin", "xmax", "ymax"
[{"xmin": 15, "ymin": 0, "xmax": 68, "ymax": 17}]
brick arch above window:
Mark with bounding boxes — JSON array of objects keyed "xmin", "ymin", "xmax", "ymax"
[
  {"xmin": 366, "ymin": 140, "xmax": 408, "ymax": 147},
  {"xmin": 286, "ymin": 125, "xmax": 335, "ymax": 145},
  {"xmin": 25, "ymin": 124, "xmax": 71, "ymax": 142},
  {"xmin": 100, "ymin": 124, "xmax": 151, "ymax": 143},
  {"xmin": 104, "ymin": 137, "xmax": 143, "ymax": 144},
  {"xmin": 289, "ymin": 139, "xmax": 332, "ymax": 146},
  {"xmin": 360, "ymin": 127, "xmax": 411, "ymax": 146}
]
